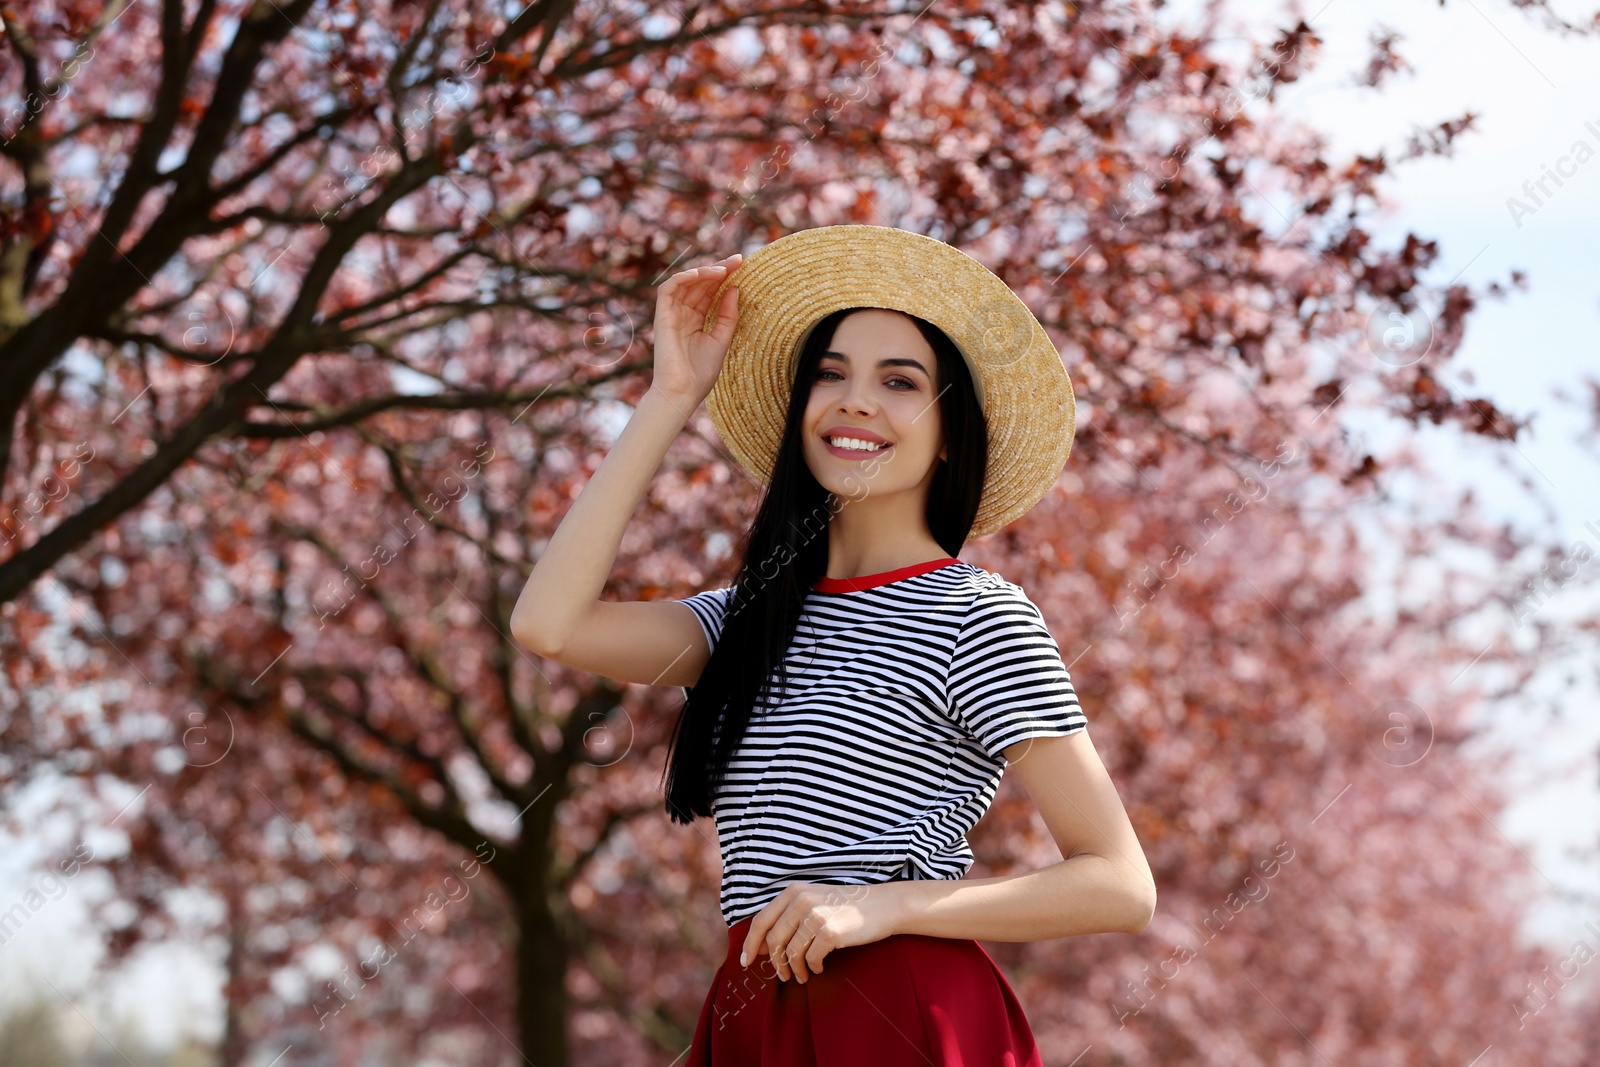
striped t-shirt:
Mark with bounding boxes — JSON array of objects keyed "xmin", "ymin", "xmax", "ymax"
[{"xmin": 675, "ymin": 556, "xmax": 1088, "ymax": 925}]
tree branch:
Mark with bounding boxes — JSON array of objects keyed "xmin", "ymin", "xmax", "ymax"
[
  {"xmin": 553, "ymin": 802, "xmax": 659, "ymax": 890},
  {"xmin": 0, "ymin": 138, "xmax": 440, "ymax": 606},
  {"xmin": 287, "ymin": 705, "xmax": 492, "ymax": 860},
  {"xmin": 232, "ymin": 376, "xmax": 635, "ymax": 438},
  {"xmin": 0, "ymin": 0, "xmax": 309, "ymax": 515},
  {"xmin": 295, "ymin": 664, "xmax": 461, "ymax": 804},
  {"xmin": 278, "ymin": 521, "xmax": 526, "ymax": 805}
]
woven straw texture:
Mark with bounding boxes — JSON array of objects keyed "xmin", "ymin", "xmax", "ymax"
[{"xmin": 699, "ymin": 224, "xmax": 1075, "ymax": 538}]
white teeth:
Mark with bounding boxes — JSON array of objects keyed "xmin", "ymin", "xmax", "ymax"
[{"xmin": 828, "ymin": 436, "xmax": 887, "ymax": 452}]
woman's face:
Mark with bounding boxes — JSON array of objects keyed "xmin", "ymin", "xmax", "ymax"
[{"xmin": 801, "ymin": 309, "xmax": 946, "ymax": 503}]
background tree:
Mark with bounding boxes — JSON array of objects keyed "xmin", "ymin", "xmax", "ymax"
[{"xmin": 3, "ymin": 0, "xmax": 1598, "ymax": 1064}]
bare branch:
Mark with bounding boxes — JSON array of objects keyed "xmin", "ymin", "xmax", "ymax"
[
  {"xmin": 287, "ymin": 705, "xmax": 495, "ymax": 860},
  {"xmin": 232, "ymin": 373, "xmax": 639, "ymax": 438},
  {"xmin": 553, "ymin": 801, "xmax": 659, "ymax": 890},
  {"xmin": 278, "ymin": 520, "xmax": 526, "ymax": 805},
  {"xmin": 0, "ymin": 140, "xmax": 439, "ymax": 606},
  {"xmin": 296, "ymin": 663, "xmax": 460, "ymax": 801},
  {"xmin": 204, "ymin": 103, "xmax": 366, "ymax": 206},
  {"xmin": 0, "ymin": 0, "xmax": 313, "ymax": 503}
]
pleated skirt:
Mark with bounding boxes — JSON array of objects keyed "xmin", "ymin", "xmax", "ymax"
[{"xmin": 684, "ymin": 914, "xmax": 1045, "ymax": 1066}]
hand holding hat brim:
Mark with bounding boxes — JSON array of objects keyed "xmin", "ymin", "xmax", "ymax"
[{"xmin": 651, "ymin": 253, "xmax": 744, "ymax": 408}]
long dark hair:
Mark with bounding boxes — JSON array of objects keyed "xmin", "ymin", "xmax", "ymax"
[{"xmin": 661, "ymin": 307, "xmax": 990, "ymax": 825}]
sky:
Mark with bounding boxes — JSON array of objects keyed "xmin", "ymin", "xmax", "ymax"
[{"xmin": 4, "ymin": 0, "xmax": 1599, "ymax": 1056}]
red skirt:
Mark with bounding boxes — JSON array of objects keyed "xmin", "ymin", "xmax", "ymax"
[{"xmin": 685, "ymin": 914, "xmax": 1044, "ymax": 1066}]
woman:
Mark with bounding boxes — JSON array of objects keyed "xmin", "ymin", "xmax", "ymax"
[{"xmin": 511, "ymin": 225, "xmax": 1156, "ymax": 1065}]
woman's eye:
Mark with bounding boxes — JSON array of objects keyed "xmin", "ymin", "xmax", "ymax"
[{"xmin": 817, "ymin": 370, "xmax": 916, "ymax": 389}]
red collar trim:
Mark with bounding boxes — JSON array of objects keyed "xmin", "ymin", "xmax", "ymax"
[{"xmin": 812, "ymin": 556, "xmax": 963, "ymax": 593}]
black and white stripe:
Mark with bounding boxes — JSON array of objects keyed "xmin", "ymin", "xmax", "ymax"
[{"xmin": 676, "ymin": 560, "xmax": 1087, "ymax": 925}]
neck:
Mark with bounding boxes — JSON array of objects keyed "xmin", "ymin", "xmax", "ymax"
[{"xmin": 821, "ymin": 502, "xmax": 948, "ymax": 579}]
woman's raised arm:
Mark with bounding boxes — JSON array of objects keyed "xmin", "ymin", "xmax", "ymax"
[{"xmin": 508, "ymin": 253, "xmax": 742, "ymax": 686}]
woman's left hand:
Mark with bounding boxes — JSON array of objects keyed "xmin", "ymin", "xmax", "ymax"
[{"xmin": 738, "ymin": 881, "xmax": 905, "ymax": 984}]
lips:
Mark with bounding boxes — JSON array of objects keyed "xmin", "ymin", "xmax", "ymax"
[
  {"xmin": 822, "ymin": 425, "xmax": 890, "ymax": 443},
  {"xmin": 822, "ymin": 435, "xmax": 892, "ymax": 458}
]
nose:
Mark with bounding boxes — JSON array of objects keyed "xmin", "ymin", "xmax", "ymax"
[{"xmin": 838, "ymin": 376, "xmax": 878, "ymax": 416}]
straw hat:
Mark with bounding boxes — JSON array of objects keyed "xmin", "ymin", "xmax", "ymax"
[{"xmin": 698, "ymin": 224, "xmax": 1076, "ymax": 538}]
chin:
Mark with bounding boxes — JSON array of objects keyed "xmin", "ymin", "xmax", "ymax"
[{"xmin": 807, "ymin": 444, "xmax": 922, "ymax": 495}]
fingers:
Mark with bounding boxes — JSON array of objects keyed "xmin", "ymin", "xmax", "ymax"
[
  {"xmin": 764, "ymin": 917, "xmax": 825, "ymax": 984},
  {"xmin": 742, "ymin": 901, "xmax": 801, "ymax": 982},
  {"xmin": 662, "ymin": 257, "xmax": 734, "ymax": 291},
  {"xmin": 740, "ymin": 905, "xmax": 776, "ymax": 973},
  {"xmin": 707, "ymin": 281, "xmax": 741, "ymax": 341},
  {"xmin": 660, "ymin": 255, "xmax": 743, "ymax": 336},
  {"xmin": 689, "ymin": 257, "xmax": 741, "ymax": 307},
  {"xmin": 804, "ymin": 938, "xmax": 827, "ymax": 976},
  {"xmin": 740, "ymin": 885, "xmax": 841, "ymax": 985},
  {"xmin": 767, "ymin": 920, "xmax": 801, "ymax": 983},
  {"xmin": 688, "ymin": 265, "xmax": 734, "ymax": 315},
  {"xmin": 663, "ymin": 254, "xmax": 743, "ymax": 299},
  {"xmin": 768, "ymin": 931, "xmax": 805, "ymax": 983},
  {"xmin": 786, "ymin": 929, "xmax": 819, "ymax": 983}
]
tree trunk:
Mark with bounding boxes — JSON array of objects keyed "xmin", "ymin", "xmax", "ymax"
[
  {"xmin": 517, "ymin": 895, "xmax": 571, "ymax": 1066},
  {"xmin": 220, "ymin": 921, "xmax": 249, "ymax": 1067}
]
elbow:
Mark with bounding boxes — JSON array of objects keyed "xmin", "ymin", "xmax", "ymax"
[
  {"xmin": 509, "ymin": 593, "xmax": 560, "ymax": 657},
  {"xmin": 521, "ymin": 627, "xmax": 560, "ymax": 659},
  {"xmin": 511, "ymin": 618, "xmax": 560, "ymax": 658},
  {"xmin": 1122, "ymin": 882, "xmax": 1157, "ymax": 934}
]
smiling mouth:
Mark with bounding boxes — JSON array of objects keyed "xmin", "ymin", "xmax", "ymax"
[{"xmin": 825, "ymin": 435, "xmax": 891, "ymax": 454}]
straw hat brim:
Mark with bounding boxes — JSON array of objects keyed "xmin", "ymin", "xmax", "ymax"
[{"xmin": 699, "ymin": 224, "xmax": 1075, "ymax": 539}]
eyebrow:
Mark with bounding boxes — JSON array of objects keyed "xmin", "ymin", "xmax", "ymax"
[{"xmin": 820, "ymin": 350, "xmax": 932, "ymax": 376}]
